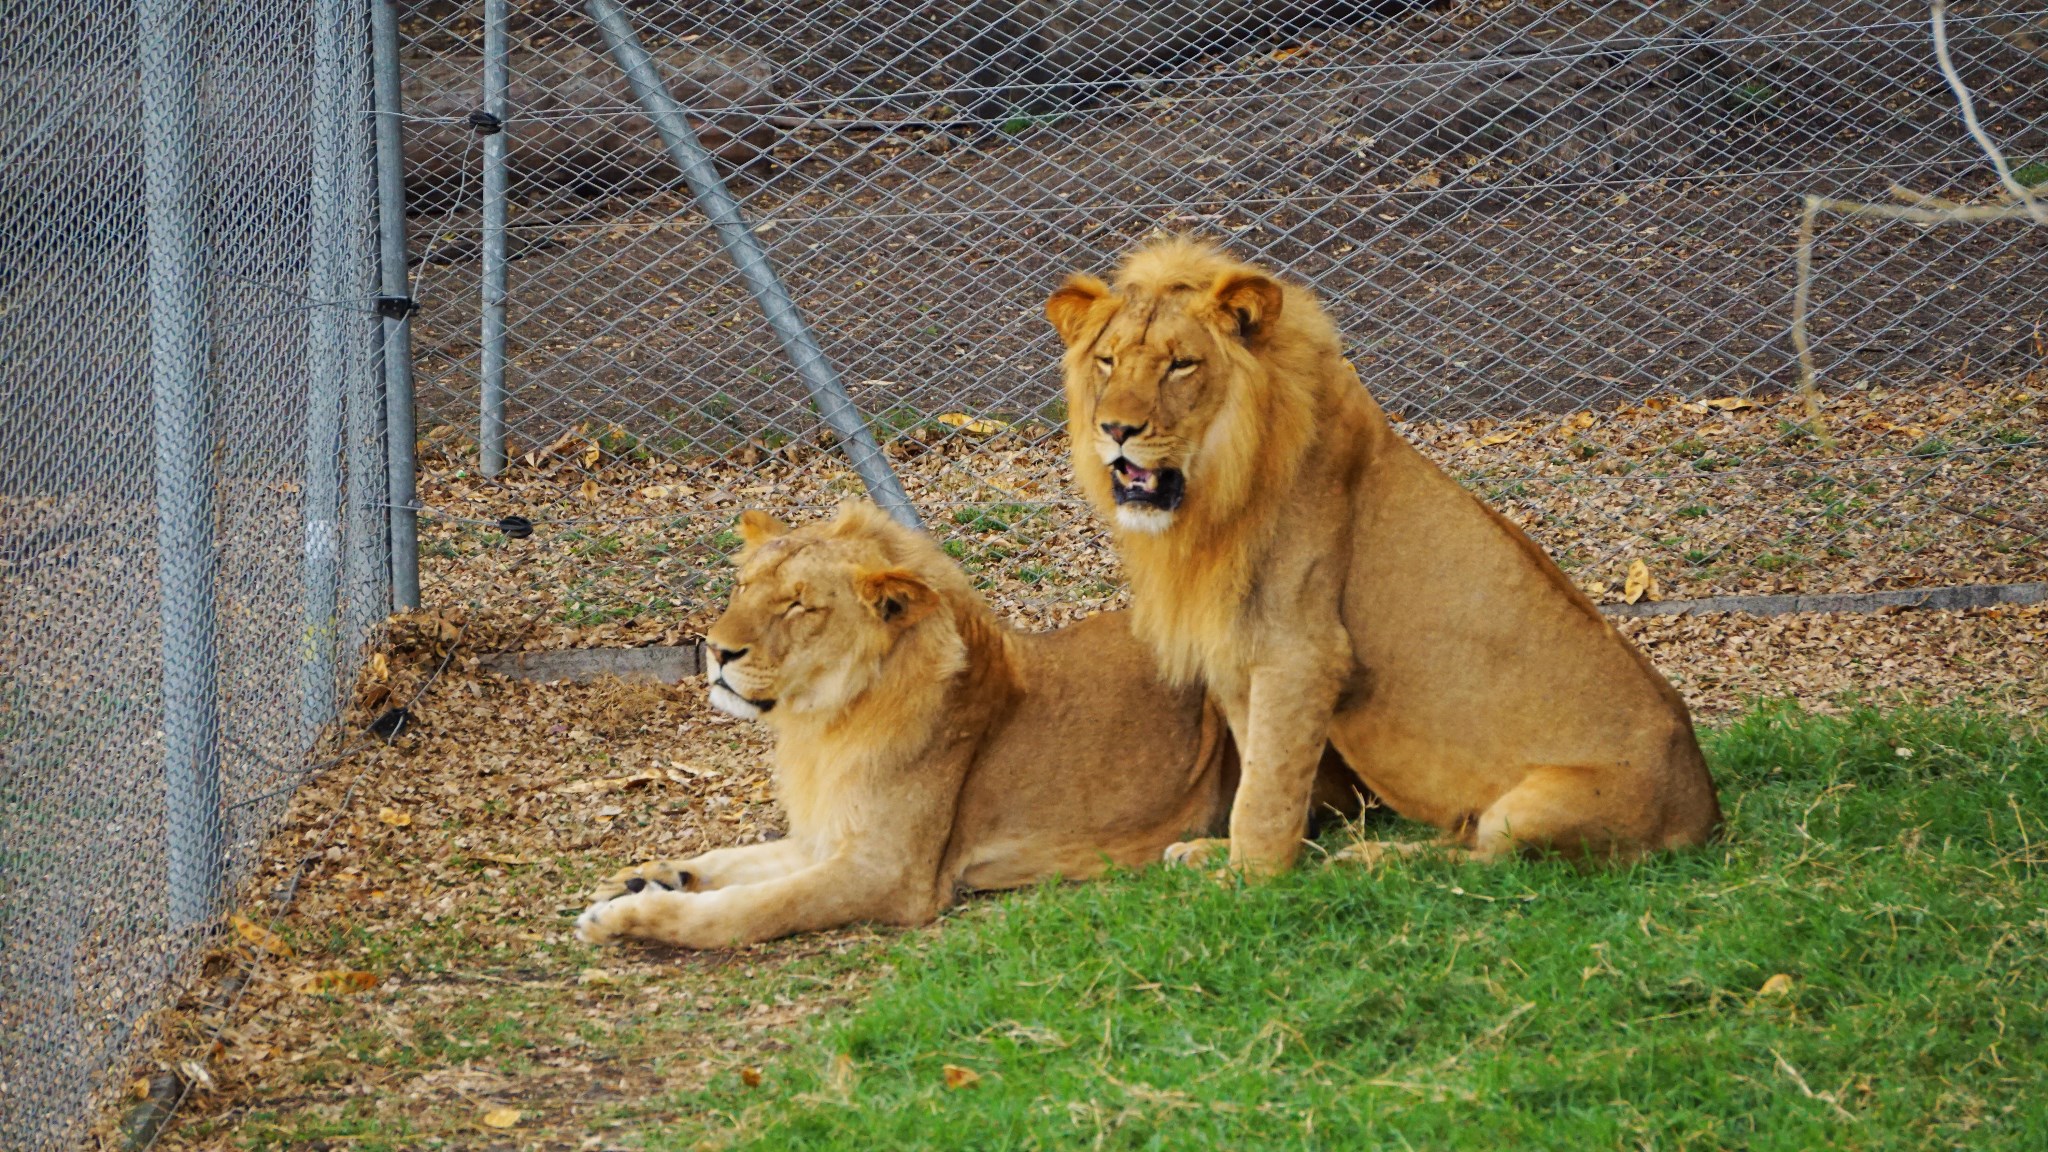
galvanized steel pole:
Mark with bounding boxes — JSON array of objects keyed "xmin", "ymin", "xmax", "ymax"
[
  {"xmin": 478, "ymin": 0, "xmax": 511, "ymax": 476},
  {"xmin": 584, "ymin": 0, "xmax": 919, "ymax": 527},
  {"xmin": 301, "ymin": 0, "xmax": 350, "ymax": 738},
  {"xmin": 373, "ymin": 0, "xmax": 420, "ymax": 609},
  {"xmin": 139, "ymin": 0, "xmax": 223, "ymax": 931}
]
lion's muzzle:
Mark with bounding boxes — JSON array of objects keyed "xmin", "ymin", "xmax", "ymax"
[{"xmin": 706, "ymin": 647, "xmax": 776, "ymax": 719}]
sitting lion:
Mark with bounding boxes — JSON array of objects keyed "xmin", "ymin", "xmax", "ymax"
[
  {"xmin": 1044, "ymin": 237, "xmax": 1722, "ymax": 876},
  {"xmin": 575, "ymin": 501, "xmax": 1235, "ymax": 949}
]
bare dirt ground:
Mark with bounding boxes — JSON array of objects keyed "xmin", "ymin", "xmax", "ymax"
[{"xmin": 123, "ymin": 384, "xmax": 2045, "ymax": 1149}]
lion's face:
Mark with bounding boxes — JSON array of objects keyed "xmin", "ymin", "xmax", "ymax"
[
  {"xmin": 1045, "ymin": 255, "xmax": 1282, "ymax": 534},
  {"xmin": 703, "ymin": 510, "xmax": 940, "ymax": 720}
]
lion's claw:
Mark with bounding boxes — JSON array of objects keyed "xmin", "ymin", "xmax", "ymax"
[{"xmin": 591, "ymin": 860, "xmax": 698, "ymax": 903}]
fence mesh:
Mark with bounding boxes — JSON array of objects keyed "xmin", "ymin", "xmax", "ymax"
[
  {"xmin": 396, "ymin": 0, "xmax": 2042, "ymax": 620},
  {"xmin": 0, "ymin": 2, "xmax": 386, "ymax": 1148}
]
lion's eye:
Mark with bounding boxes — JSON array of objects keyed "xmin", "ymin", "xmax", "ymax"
[
  {"xmin": 1095, "ymin": 356, "xmax": 1113, "ymax": 371},
  {"xmin": 1169, "ymin": 358, "xmax": 1198, "ymax": 371}
]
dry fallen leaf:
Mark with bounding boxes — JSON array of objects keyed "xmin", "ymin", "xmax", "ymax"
[
  {"xmin": 582, "ymin": 442, "xmax": 602, "ymax": 468},
  {"xmin": 740, "ymin": 1066, "xmax": 764, "ymax": 1087},
  {"xmin": 228, "ymin": 913, "xmax": 292, "ymax": 958},
  {"xmin": 473, "ymin": 850, "xmax": 538, "ymax": 866},
  {"xmin": 935, "ymin": 412, "xmax": 1008, "ymax": 437},
  {"xmin": 177, "ymin": 1059, "xmax": 216, "ymax": 1093},
  {"xmin": 579, "ymin": 478, "xmax": 601, "ymax": 502},
  {"xmin": 367, "ymin": 652, "xmax": 390, "ymax": 681},
  {"xmin": 539, "ymin": 429, "xmax": 581, "ymax": 458},
  {"xmin": 1623, "ymin": 559, "xmax": 1652, "ymax": 605},
  {"xmin": 291, "ymin": 970, "xmax": 379, "ymax": 995},
  {"xmin": 1478, "ymin": 431, "xmax": 1517, "ymax": 446},
  {"xmin": 377, "ymin": 807, "xmax": 412, "ymax": 827},
  {"xmin": 943, "ymin": 1064, "xmax": 981, "ymax": 1089},
  {"xmin": 1758, "ymin": 973, "xmax": 1796, "ymax": 998},
  {"xmin": 481, "ymin": 1106, "xmax": 522, "ymax": 1129},
  {"xmin": 1704, "ymin": 396, "xmax": 1761, "ymax": 411},
  {"xmin": 559, "ymin": 769, "xmax": 665, "ymax": 795},
  {"xmin": 1406, "ymin": 167, "xmax": 1441, "ymax": 189},
  {"xmin": 826, "ymin": 1053, "xmax": 857, "ymax": 1098}
]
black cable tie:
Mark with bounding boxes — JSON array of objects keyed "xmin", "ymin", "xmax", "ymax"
[
  {"xmin": 368, "ymin": 707, "xmax": 412, "ymax": 742},
  {"xmin": 374, "ymin": 295, "xmax": 419, "ymax": 320},
  {"xmin": 466, "ymin": 110, "xmax": 504, "ymax": 134}
]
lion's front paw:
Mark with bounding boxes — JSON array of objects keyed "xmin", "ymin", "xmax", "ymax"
[
  {"xmin": 590, "ymin": 859, "xmax": 699, "ymax": 903},
  {"xmin": 574, "ymin": 888, "xmax": 730, "ymax": 949},
  {"xmin": 575, "ymin": 895, "xmax": 631, "ymax": 945}
]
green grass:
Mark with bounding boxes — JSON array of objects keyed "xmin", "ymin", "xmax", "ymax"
[{"xmin": 659, "ymin": 704, "xmax": 2048, "ymax": 1150}]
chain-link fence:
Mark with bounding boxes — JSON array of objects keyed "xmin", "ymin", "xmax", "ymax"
[
  {"xmin": 394, "ymin": 0, "xmax": 2043, "ymax": 617},
  {"xmin": 0, "ymin": 3, "xmax": 388, "ymax": 1148}
]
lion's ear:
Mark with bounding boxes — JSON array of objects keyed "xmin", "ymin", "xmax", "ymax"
[
  {"xmin": 853, "ymin": 567, "xmax": 940, "ymax": 628},
  {"xmin": 737, "ymin": 510, "xmax": 791, "ymax": 549},
  {"xmin": 1045, "ymin": 274, "xmax": 1112, "ymax": 346},
  {"xmin": 1205, "ymin": 271, "xmax": 1282, "ymax": 341}
]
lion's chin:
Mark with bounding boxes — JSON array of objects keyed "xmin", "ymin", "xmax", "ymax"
[
  {"xmin": 1115, "ymin": 505, "xmax": 1178, "ymax": 534},
  {"xmin": 709, "ymin": 682, "xmax": 771, "ymax": 720}
]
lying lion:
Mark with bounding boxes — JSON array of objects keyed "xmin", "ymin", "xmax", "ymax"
[
  {"xmin": 575, "ymin": 501, "xmax": 1234, "ymax": 949},
  {"xmin": 1045, "ymin": 237, "xmax": 1722, "ymax": 875}
]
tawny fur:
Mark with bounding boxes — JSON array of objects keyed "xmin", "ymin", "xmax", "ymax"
[
  {"xmin": 1045, "ymin": 237, "xmax": 1723, "ymax": 875},
  {"xmin": 575, "ymin": 501, "xmax": 1234, "ymax": 949}
]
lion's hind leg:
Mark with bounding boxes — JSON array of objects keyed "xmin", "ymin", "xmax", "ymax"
[
  {"xmin": 1330, "ymin": 766, "xmax": 1660, "ymax": 867},
  {"xmin": 1162, "ymin": 837, "xmax": 1229, "ymax": 868},
  {"xmin": 1467, "ymin": 764, "xmax": 1659, "ymax": 863}
]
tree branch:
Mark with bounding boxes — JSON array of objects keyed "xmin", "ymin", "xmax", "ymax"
[{"xmin": 1931, "ymin": 0, "xmax": 2048, "ymax": 224}]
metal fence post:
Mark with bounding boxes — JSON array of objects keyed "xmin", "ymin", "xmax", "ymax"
[
  {"xmin": 478, "ymin": 0, "xmax": 511, "ymax": 477},
  {"xmin": 583, "ymin": 0, "xmax": 920, "ymax": 527},
  {"xmin": 345, "ymin": 4, "xmax": 388, "ymax": 656},
  {"xmin": 139, "ymin": 0, "xmax": 223, "ymax": 932},
  {"xmin": 300, "ymin": 0, "xmax": 351, "ymax": 738},
  {"xmin": 373, "ymin": 0, "xmax": 420, "ymax": 609}
]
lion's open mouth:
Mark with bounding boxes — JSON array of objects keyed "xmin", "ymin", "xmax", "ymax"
[{"xmin": 1111, "ymin": 458, "xmax": 1186, "ymax": 511}]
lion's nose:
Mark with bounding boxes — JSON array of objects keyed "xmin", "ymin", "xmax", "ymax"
[
  {"xmin": 1100, "ymin": 421, "xmax": 1145, "ymax": 444},
  {"xmin": 709, "ymin": 644, "xmax": 747, "ymax": 666}
]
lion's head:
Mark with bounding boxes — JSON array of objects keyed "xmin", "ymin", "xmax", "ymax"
[
  {"xmin": 1044, "ymin": 237, "xmax": 1330, "ymax": 536},
  {"xmin": 703, "ymin": 502, "xmax": 968, "ymax": 722}
]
